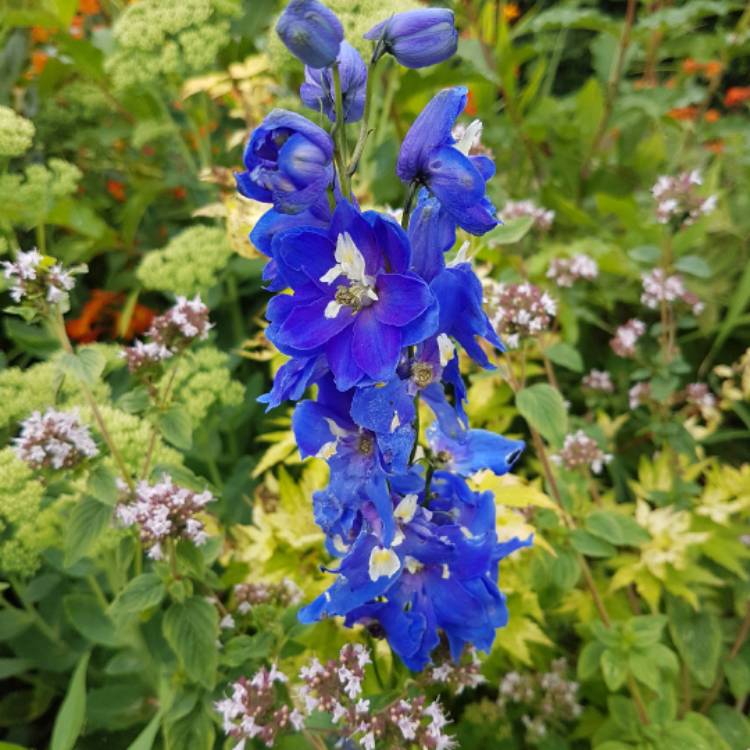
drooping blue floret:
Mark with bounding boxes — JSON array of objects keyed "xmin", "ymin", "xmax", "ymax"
[
  {"xmin": 364, "ymin": 9, "xmax": 458, "ymax": 69},
  {"xmin": 276, "ymin": 0, "xmax": 344, "ymax": 69},
  {"xmin": 301, "ymin": 41, "xmax": 368, "ymax": 123},
  {"xmin": 236, "ymin": 109, "xmax": 334, "ymax": 214},
  {"xmin": 397, "ymin": 87, "xmax": 498, "ymax": 235}
]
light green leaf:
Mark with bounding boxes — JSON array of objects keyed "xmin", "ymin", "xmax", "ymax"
[
  {"xmin": 59, "ymin": 348, "xmax": 105, "ymax": 387},
  {"xmin": 586, "ymin": 511, "xmax": 650, "ymax": 547},
  {"xmin": 162, "ymin": 597, "xmax": 218, "ymax": 687},
  {"xmin": 578, "ymin": 640, "xmax": 605, "ymax": 680},
  {"xmin": 158, "ymin": 407, "xmax": 193, "ymax": 451},
  {"xmin": 629, "ymin": 650, "xmax": 661, "ymax": 691},
  {"xmin": 570, "ymin": 529, "xmax": 616, "ymax": 557},
  {"xmin": 163, "ymin": 707, "xmax": 215, "ymax": 750},
  {"xmin": 600, "ymin": 648, "xmax": 627, "ymax": 690},
  {"xmin": 487, "ymin": 216, "xmax": 535, "ymax": 244},
  {"xmin": 64, "ymin": 496, "xmax": 113, "ymax": 567},
  {"xmin": 126, "ymin": 710, "xmax": 163, "ymax": 750},
  {"xmin": 110, "ymin": 574, "xmax": 165, "ymax": 616},
  {"xmin": 675, "ymin": 255, "xmax": 711, "ymax": 278},
  {"xmin": 667, "ymin": 597, "xmax": 722, "ymax": 688},
  {"xmin": 627, "ymin": 615, "xmax": 668, "ymax": 648},
  {"xmin": 516, "ymin": 383, "xmax": 568, "ymax": 445},
  {"xmin": 50, "ymin": 651, "xmax": 90, "ymax": 750},
  {"xmin": 86, "ymin": 466, "xmax": 119, "ymax": 507},
  {"xmin": 545, "ymin": 342, "xmax": 584, "ymax": 372}
]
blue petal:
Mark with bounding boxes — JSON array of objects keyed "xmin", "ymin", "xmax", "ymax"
[
  {"xmin": 351, "ymin": 308, "xmax": 402, "ymax": 381},
  {"xmin": 425, "ymin": 145, "xmax": 485, "ymax": 210},
  {"xmin": 350, "ymin": 378, "xmax": 415, "ymax": 435},
  {"xmin": 407, "ymin": 191, "xmax": 454, "ymax": 282},
  {"xmin": 276, "ymin": 0, "xmax": 344, "ymax": 69}
]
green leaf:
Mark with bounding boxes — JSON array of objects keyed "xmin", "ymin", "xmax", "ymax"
[
  {"xmin": 110, "ymin": 574, "xmax": 165, "ymax": 616},
  {"xmin": 126, "ymin": 711, "xmax": 163, "ymax": 750},
  {"xmin": 578, "ymin": 640, "xmax": 605, "ymax": 680},
  {"xmin": 628, "ymin": 650, "xmax": 661, "ymax": 691},
  {"xmin": 607, "ymin": 695, "xmax": 641, "ymax": 738},
  {"xmin": 221, "ymin": 633, "xmax": 274, "ymax": 667},
  {"xmin": 0, "ymin": 610, "xmax": 32, "ymax": 641},
  {"xmin": 627, "ymin": 245, "xmax": 661, "ymax": 264},
  {"xmin": 704, "ymin": 258, "xmax": 750, "ymax": 370},
  {"xmin": 570, "ymin": 529, "xmax": 616, "ymax": 557},
  {"xmin": 64, "ymin": 595, "xmax": 119, "ymax": 646},
  {"xmin": 116, "ymin": 387, "xmax": 151, "ymax": 415},
  {"xmin": 586, "ymin": 511, "xmax": 650, "ymax": 546},
  {"xmin": 675, "ymin": 255, "xmax": 711, "ymax": 278},
  {"xmin": 50, "ymin": 651, "xmax": 90, "ymax": 750},
  {"xmin": 600, "ymin": 648, "xmax": 627, "ymax": 690},
  {"xmin": 667, "ymin": 597, "xmax": 722, "ymax": 688},
  {"xmin": 516, "ymin": 383, "xmax": 568, "ymax": 445},
  {"xmin": 162, "ymin": 597, "xmax": 218, "ymax": 686},
  {"xmin": 682, "ymin": 713, "xmax": 733, "ymax": 750},
  {"xmin": 158, "ymin": 407, "xmax": 193, "ymax": 451},
  {"xmin": 163, "ymin": 707, "xmax": 214, "ymax": 750},
  {"xmin": 86, "ymin": 466, "xmax": 119, "ymax": 507},
  {"xmin": 64, "ymin": 497, "xmax": 113, "ymax": 567},
  {"xmin": 58, "ymin": 348, "xmax": 105, "ymax": 387},
  {"xmin": 544, "ymin": 342, "xmax": 584, "ymax": 372},
  {"xmin": 627, "ymin": 615, "xmax": 668, "ymax": 647},
  {"xmin": 487, "ymin": 216, "xmax": 535, "ymax": 244},
  {"xmin": 708, "ymin": 705, "xmax": 750, "ymax": 750},
  {"xmin": 724, "ymin": 657, "xmax": 750, "ymax": 701}
]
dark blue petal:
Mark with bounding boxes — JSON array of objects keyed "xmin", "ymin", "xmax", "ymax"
[
  {"xmin": 351, "ymin": 308, "xmax": 402, "ymax": 381},
  {"xmin": 425, "ymin": 145, "xmax": 485, "ymax": 210},
  {"xmin": 408, "ymin": 191, "xmax": 454, "ymax": 282},
  {"xmin": 276, "ymin": 0, "xmax": 344, "ymax": 69},
  {"xmin": 374, "ymin": 272, "xmax": 432, "ymax": 327},
  {"xmin": 350, "ymin": 378, "xmax": 415, "ymax": 435}
]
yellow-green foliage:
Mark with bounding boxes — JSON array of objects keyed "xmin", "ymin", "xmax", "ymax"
[
  {"xmin": 137, "ymin": 225, "xmax": 233, "ymax": 296},
  {"xmin": 165, "ymin": 346, "xmax": 245, "ymax": 422},
  {"xmin": 0, "ymin": 106, "xmax": 35, "ymax": 157}
]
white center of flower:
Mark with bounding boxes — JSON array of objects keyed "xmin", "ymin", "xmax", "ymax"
[
  {"xmin": 455, "ymin": 119, "xmax": 483, "ymax": 155},
  {"xmin": 394, "ymin": 493, "xmax": 418, "ymax": 524},
  {"xmin": 436, "ymin": 333, "xmax": 456, "ymax": 367},
  {"xmin": 368, "ymin": 545, "xmax": 401, "ymax": 581},
  {"xmin": 321, "ymin": 232, "xmax": 378, "ymax": 319}
]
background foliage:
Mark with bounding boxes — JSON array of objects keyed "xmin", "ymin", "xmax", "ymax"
[{"xmin": 0, "ymin": 0, "xmax": 749, "ymax": 748}]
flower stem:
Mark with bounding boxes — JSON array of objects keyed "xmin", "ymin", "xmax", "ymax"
[
  {"xmin": 348, "ymin": 58, "xmax": 379, "ymax": 177},
  {"xmin": 401, "ymin": 181, "xmax": 419, "ymax": 230},
  {"xmin": 331, "ymin": 65, "xmax": 351, "ymax": 200}
]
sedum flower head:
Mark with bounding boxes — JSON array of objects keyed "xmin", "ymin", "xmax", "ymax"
[
  {"xmin": 137, "ymin": 225, "xmax": 234, "ymax": 296},
  {"xmin": 0, "ymin": 106, "xmax": 35, "ymax": 157},
  {"xmin": 14, "ymin": 408, "xmax": 98, "ymax": 470},
  {"xmin": 116, "ymin": 475, "xmax": 213, "ymax": 559}
]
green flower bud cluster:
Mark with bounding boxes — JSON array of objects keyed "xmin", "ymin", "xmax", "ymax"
[
  {"xmin": 0, "ymin": 159, "xmax": 81, "ymax": 229},
  {"xmin": 137, "ymin": 225, "xmax": 233, "ymax": 296},
  {"xmin": 105, "ymin": 0, "xmax": 241, "ymax": 90},
  {"xmin": 164, "ymin": 346, "xmax": 244, "ymax": 422},
  {"xmin": 0, "ymin": 106, "xmax": 35, "ymax": 158},
  {"xmin": 34, "ymin": 81, "xmax": 109, "ymax": 148},
  {"xmin": 0, "ymin": 448, "xmax": 46, "ymax": 577}
]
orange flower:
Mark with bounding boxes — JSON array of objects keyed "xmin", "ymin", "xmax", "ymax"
[
  {"xmin": 704, "ymin": 60, "xmax": 722, "ymax": 78},
  {"xmin": 172, "ymin": 187, "xmax": 187, "ymax": 201},
  {"xmin": 107, "ymin": 179, "xmax": 126, "ymax": 202},
  {"xmin": 30, "ymin": 51, "xmax": 49, "ymax": 76},
  {"xmin": 69, "ymin": 14, "xmax": 85, "ymax": 38},
  {"xmin": 116, "ymin": 302, "xmax": 155, "ymax": 340},
  {"xmin": 78, "ymin": 0, "xmax": 100, "ymax": 15},
  {"xmin": 30, "ymin": 26, "xmax": 54, "ymax": 43},
  {"xmin": 465, "ymin": 89, "xmax": 478, "ymax": 116},
  {"xmin": 724, "ymin": 86, "xmax": 750, "ymax": 107},
  {"xmin": 67, "ymin": 289, "xmax": 155, "ymax": 342},
  {"xmin": 681, "ymin": 58, "xmax": 701, "ymax": 75},
  {"xmin": 704, "ymin": 108, "xmax": 720, "ymax": 123},
  {"xmin": 667, "ymin": 106, "xmax": 698, "ymax": 121},
  {"xmin": 704, "ymin": 140, "xmax": 724, "ymax": 154},
  {"xmin": 503, "ymin": 3, "xmax": 521, "ymax": 22}
]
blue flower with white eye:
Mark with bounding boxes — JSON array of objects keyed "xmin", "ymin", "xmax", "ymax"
[
  {"xmin": 398, "ymin": 87, "xmax": 498, "ymax": 235},
  {"xmin": 299, "ymin": 476, "xmax": 532, "ymax": 671},
  {"xmin": 266, "ymin": 201, "xmax": 438, "ymax": 388},
  {"xmin": 236, "ymin": 109, "xmax": 334, "ymax": 215},
  {"xmin": 365, "ymin": 9, "xmax": 458, "ymax": 69},
  {"xmin": 276, "ymin": 0, "xmax": 344, "ymax": 69},
  {"xmin": 301, "ymin": 41, "xmax": 368, "ymax": 123}
]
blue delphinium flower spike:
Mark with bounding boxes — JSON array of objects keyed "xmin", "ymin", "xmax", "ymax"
[
  {"xmin": 301, "ymin": 41, "xmax": 368, "ymax": 123},
  {"xmin": 276, "ymin": 0, "xmax": 344, "ymax": 69},
  {"xmin": 397, "ymin": 87, "xmax": 498, "ymax": 235},
  {"xmin": 364, "ymin": 9, "xmax": 458, "ymax": 69},
  {"xmin": 236, "ymin": 109, "xmax": 334, "ymax": 214}
]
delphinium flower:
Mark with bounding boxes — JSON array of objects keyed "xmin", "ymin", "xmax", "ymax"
[
  {"xmin": 581, "ymin": 369, "xmax": 614, "ymax": 394},
  {"xmin": 483, "ymin": 280, "xmax": 556, "ymax": 349},
  {"xmin": 115, "ymin": 475, "xmax": 213, "ymax": 560},
  {"xmin": 546, "ymin": 254, "xmax": 598, "ymax": 288},
  {"xmin": 610, "ymin": 318, "xmax": 646, "ymax": 358},
  {"xmin": 276, "ymin": 0, "xmax": 344, "ymax": 69},
  {"xmin": 551, "ymin": 430, "xmax": 612, "ymax": 474},
  {"xmin": 215, "ymin": 664, "xmax": 305, "ymax": 748},
  {"xmin": 629, "ymin": 382, "xmax": 652, "ymax": 409},
  {"xmin": 425, "ymin": 646, "xmax": 486, "ymax": 695},
  {"xmin": 233, "ymin": 579, "xmax": 303, "ymax": 614},
  {"xmin": 14, "ymin": 408, "xmax": 98, "ymax": 470},
  {"xmin": 147, "ymin": 294, "xmax": 212, "ymax": 351},
  {"xmin": 2, "ymin": 249, "xmax": 77, "ymax": 309},
  {"xmin": 640, "ymin": 269, "xmax": 703, "ymax": 315},
  {"xmin": 499, "ymin": 199, "xmax": 555, "ymax": 231},
  {"xmin": 651, "ymin": 170, "xmax": 717, "ymax": 226},
  {"xmin": 233, "ymin": 0, "xmax": 530, "ymax": 683}
]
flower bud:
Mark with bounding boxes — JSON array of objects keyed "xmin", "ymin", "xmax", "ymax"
[
  {"xmin": 364, "ymin": 9, "xmax": 458, "ymax": 69},
  {"xmin": 276, "ymin": 0, "xmax": 344, "ymax": 69}
]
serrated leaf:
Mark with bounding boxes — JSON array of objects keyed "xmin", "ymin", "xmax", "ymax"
[
  {"xmin": 86, "ymin": 466, "xmax": 119, "ymax": 507},
  {"xmin": 629, "ymin": 650, "xmax": 661, "ymax": 691},
  {"xmin": 667, "ymin": 597, "xmax": 722, "ymax": 688},
  {"xmin": 64, "ymin": 497, "xmax": 113, "ymax": 567},
  {"xmin": 162, "ymin": 597, "xmax": 217, "ymax": 687},
  {"xmin": 110, "ymin": 574, "xmax": 165, "ymax": 616},
  {"xmin": 59, "ymin": 348, "xmax": 105, "ymax": 387},
  {"xmin": 221, "ymin": 632, "xmax": 274, "ymax": 667},
  {"xmin": 50, "ymin": 652, "xmax": 90, "ymax": 750},
  {"xmin": 628, "ymin": 615, "xmax": 668, "ymax": 647},
  {"xmin": 158, "ymin": 407, "xmax": 193, "ymax": 450},
  {"xmin": 516, "ymin": 383, "xmax": 568, "ymax": 445}
]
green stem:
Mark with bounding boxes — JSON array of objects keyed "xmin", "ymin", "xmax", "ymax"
[
  {"xmin": 331, "ymin": 65, "xmax": 351, "ymax": 200},
  {"xmin": 35, "ymin": 224, "xmax": 46, "ymax": 255},
  {"xmin": 348, "ymin": 57, "xmax": 380, "ymax": 177},
  {"xmin": 401, "ymin": 181, "xmax": 419, "ymax": 230}
]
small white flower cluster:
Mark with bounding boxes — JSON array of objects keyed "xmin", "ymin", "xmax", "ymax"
[
  {"xmin": 551, "ymin": 430, "xmax": 612, "ymax": 474},
  {"xmin": 233, "ymin": 579, "xmax": 303, "ymax": 614},
  {"xmin": 215, "ymin": 664, "xmax": 305, "ymax": 749},
  {"xmin": 683, "ymin": 382, "xmax": 717, "ymax": 410},
  {"xmin": 641, "ymin": 269, "xmax": 703, "ymax": 315},
  {"xmin": 651, "ymin": 170, "xmax": 717, "ymax": 225},
  {"xmin": 499, "ymin": 659, "xmax": 582, "ymax": 743},
  {"xmin": 427, "ymin": 646, "xmax": 485, "ymax": 695},
  {"xmin": 546, "ymin": 254, "xmax": 598, "ymax": 288},
  {"xmin": 2, "ymin": 249, "xmax": 75, "ymax": 307},
  {"xmin": 115, "ymin": 475, "xmax": 212, "ymax": 559},
  {"xmin": 148, "ymin": 294, "xmax": 212, "ymax": 350},
  {"xmin": 121, "ymin": 295, "xmax": 211, "ymax": 375},
  {"xmin": 581, "ymin": 369, "xmax": 614, "ymax": 393},
  {"xmin": 500, "ymin": 200, "xmax": 555, "ymax": 231},
  {"xmin": 629, "ymin": 382, "xmax": 652, "ymax": 409},
  {"xmin": 610, "ymin": 318, "xmax": 646, "ymax": 358},
  {"xmin": 14, "ymin": 408, "xmax": 98, "ymax": 470},
  {"xmin": 484, "ymin": 280, "xmax": 556, "ymax": 349}
]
